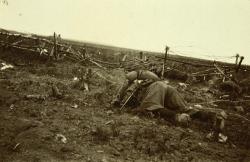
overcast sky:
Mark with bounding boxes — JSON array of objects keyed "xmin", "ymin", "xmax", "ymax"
[{"xmin": 0, "ymin": 0, "xmax": 250, "ymax": 64}]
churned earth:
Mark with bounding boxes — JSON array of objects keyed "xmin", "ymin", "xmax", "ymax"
[{"xmin": 0, "ymin": 51, "xmax": 249, "ymax": 162}]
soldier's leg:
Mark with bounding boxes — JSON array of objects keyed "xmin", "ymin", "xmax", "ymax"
[{"xmin": 163, "ymin": 85, "xmax": 227, "ymax": 133}]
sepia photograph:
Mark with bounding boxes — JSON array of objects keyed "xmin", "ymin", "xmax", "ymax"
[{"xmin": 0, "ymin": 0, "xmax": 249, "ymax": 161}]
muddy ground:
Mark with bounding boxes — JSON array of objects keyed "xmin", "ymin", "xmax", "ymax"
[{"xmin": 0, "ymin": 48, "xmax": 250, "ymax": 162}]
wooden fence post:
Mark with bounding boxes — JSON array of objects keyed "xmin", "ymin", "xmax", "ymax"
[
  {"xmin": 235, "ymin": 53, "xmax": 239, "ymax": 65},
  {"xmin": 161, "ymin": 45, "xmax": 169, "ymax": 78},
  {"xmin": 139, "ymin": 51, "xmax": 143, "ymax": 59},
  {"xmin": 53, "ymin": 32, "xmax": 57, "ymax": 60},
  {"xmin": 236, "ymin": 56, "xmax": 244, "ymax": 73}
]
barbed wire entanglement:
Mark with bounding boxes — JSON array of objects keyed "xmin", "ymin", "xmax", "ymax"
[{"xmin": 0, "ymin": 31, "xmax": 248, "ymax": 72}]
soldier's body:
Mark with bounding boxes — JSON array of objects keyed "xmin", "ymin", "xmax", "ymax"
[{"xmin": 112, "ymin": 70, "xmax": 227, "ymax": 139}]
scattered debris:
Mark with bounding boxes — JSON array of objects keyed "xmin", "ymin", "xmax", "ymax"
[
  {"xmin": 13, "ymin": 143, "xmax": 21, "ymax": 151},
  {"xmin": 206, "ymin": 131, "xmax": 228, "ymax": 143},
  {"xmin": 244, "ymin": 95, "xmax": 250, "ymax": 99},
  {"xmin": 55, "ymin": 134, "xmax": 67, "ymax": 143},
  {"xmin": 106, "ymin": 110, "xmax": 114, "ymax": 116},
  {"xmin": 220, "ymin": 95, "xmax": 230, "ymax": 99},
  {"xmin": 71, "ymin": 104, "xmax": 78, "ymax": 109},
  {"xmin": 83, "ymin": 82, "xmax": 89, "ymax": 91},
  {"xmin": 219, "ymin": 111, "xmax": 227, "ymax": 119},
  {"xmin": 218, "ymin": 133, "xmax": 228, "ymax": 143},
  {"xmin": 178, "ymin": 82, "xmax": 188, "ymax": 89},
  {"xmin": 9, "ymin": 104, "xmax": 15, "ymax": 110},
  {"xmin": 25, "ymin": 94, "xmax": 47, "ymax": 101},
  {"xmin": 175, "ymin": 113, "xmax": 191, "ymax": 125},
  {"xmin": 0, "ymin": 30, "xmax": 250, "ymax": 161},
  {"xmin": 194, "ymin": 104, "xmax": 203, "ymax": 109},
  {"xmin": 97, "ymin": 150, "xmax": 104, "ymax": 153},
  {"xmin": 105, "ymin": 120, "xmax": 114, "ymax": 125},
  {"xmin": 214, "ymin": 63, "xmax": 230, "ymax": 80},
  {"xmin": 0, "ymin": 62, "xmax": 14, "ymax": 70},
  {"xmin": 206, "ymin": 132, "xmax": 215, "ymax": 140},
  {"xmin": 73, "ymin": 77, "xmax": 79, "ymax": 81}
]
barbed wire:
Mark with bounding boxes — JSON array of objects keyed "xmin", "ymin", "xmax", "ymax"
[
  {"xmin": 167, "ymin": 44, "xmax": 239, "ymax": 60},
  {"xmin": 169, "ymin": 48, "xmax": 236, "ymax": 61}
]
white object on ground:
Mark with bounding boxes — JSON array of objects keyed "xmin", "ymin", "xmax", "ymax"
[
  {"xmin": 71, "ymin": 104, "xmax": 78, "ymax": 109},
  {"xmin": 0, "ymin": 63, "xmax": 14, "ymax": 70},
  {"xmin": 73, "ymin": 77, "xmax": 79, "ymax": 81},
  {"xmin": 218, "ymin": 133, "xmax": 228, "ymax": 143},
  {"xmin": 206, "ymin": 132, "xmax": 214, "ymax": 140},
  {"xmin": 55, "ymin": 134, "xmax": 67, "ymax": 143},
  {"xmin": 194, "ymin": 104, "xmax": 203, "ymax": 109},
  {"xmin": 178, "ymin": 82, "xmax": 188, "ymax": 88}
]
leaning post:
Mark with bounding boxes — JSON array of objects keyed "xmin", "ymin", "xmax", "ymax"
[
  {"xmin": 235, "ymin": 53, "xmax": 239, "ymax": 71},
  {"xmin": 53, "ymin": 32, "xmax": 57, "ymax": 60},
  {"xmin": 236, "ymin": 56, "xmax": 244, "ymax": 73},
  {"xmin": 235, "ymin": 53, "xmax": 239, "ymax": 65},
  {"xmin": 161, "ymin": 45, "xmax": 169, "ymax": 79},
  {"xmin": 139, "ymin": 51, "xmax": 143, "ymax": 59}
]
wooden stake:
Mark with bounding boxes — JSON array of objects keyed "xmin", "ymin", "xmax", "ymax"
[
  {"xmin": 139, "ymin": 51, "xmax": 143, "ymax": 59},
  {"xmin": 235, "ymin": 54, "xmax": 239, "ymax": 65},
  {"xmin": 236, "ymin": 56, "xmax": 244, "ymax": 73},
  {"xmin": 53, "ymin": 32, "xmax": 57, "ymax": 60},
  {"xmin": 161, "ymin": 45, "xmax": 169, "ymax": 78}
]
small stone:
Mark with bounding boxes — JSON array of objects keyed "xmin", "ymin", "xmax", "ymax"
[
  {"xmin": 206, "ymin": 132, "xmax": 214, "ymax": 140},
  {"xmin": 55, "ymin": 134, "xmax": 67, "ymax": 143},
  {"xmin": 194, "ymin": 104, "xmax": 203, "ymax": 109},
  {"xmin": 218, "ymin": 133, "xmax": 228, "ymax": 143},
  {"xmin": 9, "ymin": 104, "xmax": 15, "ymax": 110},
  {"xmin": 71, "ymin": 104, "xmax": 78, "ymax": 109}
]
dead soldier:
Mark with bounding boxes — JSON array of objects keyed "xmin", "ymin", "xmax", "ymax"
[{"xmin": 112, "ymin": 69, "xmax": 227, "ymax": 141}]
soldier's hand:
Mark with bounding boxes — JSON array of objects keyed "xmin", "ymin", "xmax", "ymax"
[{"xmin": 176, "ymin": 113, "xmax": 191, "ymax": 124}]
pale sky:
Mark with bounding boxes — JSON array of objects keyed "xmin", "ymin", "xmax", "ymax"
[{"xmin": 0, "ymin": 0, "xmax": 250, "ymax": 64}]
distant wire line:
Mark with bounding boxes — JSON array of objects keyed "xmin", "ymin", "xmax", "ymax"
[
  {"xmin": 169, "ymin": 49, "xmax": 236, "ymax": 60},
  {"xmin": 202, "ymin": 55, "xmax": 235, "ymax": 59},
  {"xmin": 169, "ymin": 44, "xmax": 238, "ymax": 60}
]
